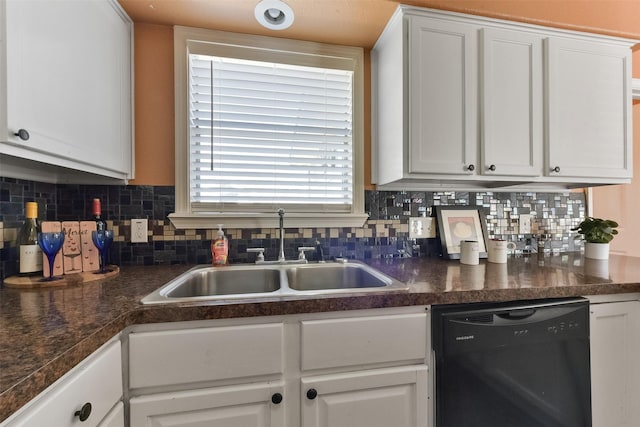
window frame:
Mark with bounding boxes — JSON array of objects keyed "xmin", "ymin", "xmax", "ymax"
[{"xmin": 170, "ymin": 26, "xmax": 367, "ymax": 229}]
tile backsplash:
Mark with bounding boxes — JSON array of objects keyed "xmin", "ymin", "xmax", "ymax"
[{"xmin": 0, "ymin": 177, "xmax": 586, "ymax": 283}]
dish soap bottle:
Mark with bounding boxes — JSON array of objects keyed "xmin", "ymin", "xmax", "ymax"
[{"xmin": 212, "ymin": 224, "xmax": 229, "ymax": 265}]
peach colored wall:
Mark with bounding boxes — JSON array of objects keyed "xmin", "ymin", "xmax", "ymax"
[
  {"xmin": 592, "ymin": 105, "xmax": 640, "ymax": 257},
  {"xmin": 130, "ymin": 23, "xmax": 374, "ymax": 187},
  {"xmin": 129, "ymin": 23, "xmax": 174, "ymax": 186}
]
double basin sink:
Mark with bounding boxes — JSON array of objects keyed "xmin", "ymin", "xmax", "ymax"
[{"xmin": 141, "ymin": 260, "xmax": 407, "ymax": 304}]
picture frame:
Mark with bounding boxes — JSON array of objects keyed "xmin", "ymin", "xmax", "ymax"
[{"xmin": 433, "ymin": 206, "xmax": 489, "ymax": 260}]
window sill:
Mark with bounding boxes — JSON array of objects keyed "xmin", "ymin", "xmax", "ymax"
[{"xmin": 168, "ymin": 212, "xmax": 370, "ymax": 229}]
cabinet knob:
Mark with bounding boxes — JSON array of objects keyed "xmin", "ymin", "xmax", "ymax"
[
  {"xmin": 74, "ymin": 402, "xmax": 92, "ymax": 422},
  {"xmin": 14, "ymin": 129, "xmax": 30, "ymax": 141},
  {"xmin": 488, "ymin": 164, "xmax": 496, "ymax": 171},
  {"xmin": 271, "ymin": 393, "xmax": 283, "ymax": 404},
  {"xmin": 306, "ymin": 388, "xmax": 318, "ymax": 400},
  {"xmin": 552, "ymin": 166, "xmax": 561, "ymax": 173},
  {"xmin": 466, "ymin": 164, "xmax": 475, "ymax": 172}
]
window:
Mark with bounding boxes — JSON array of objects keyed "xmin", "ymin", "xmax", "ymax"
[
  {"xmin": 190, "ymin": 56, "xmax": 353, "ymax": 208},
  {"xmin": 171, "ymin": 27, "xmax": 366, "ymax": 229}
]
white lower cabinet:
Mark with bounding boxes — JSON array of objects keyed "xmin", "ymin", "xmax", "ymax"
[
  {"xmin": 2, "ymin": 338, "xmax": 123, "ymax": 427},
  {"xmin": 590, "ymin": 299, "xmax": 640, "ymax": 427},
  {"xmin": 299, "ymin": 311, "xmax": 430, "ymax": 427},
  {"xmin": 126, "ymin": 307, "xmax": 430, "ymax": 427},
  {"xmin": 15, "ymin": 299, "xmax": 640, "ymax": 427},
  {"xmin": 301, "ymin": 365, "xmax": 428, "ymax": 427},
  {"xmin": 130, "ymin": 382, "xmax": 285, "ymax": 427},
  {"xmin": 97, "ymin": 402, "xmax": 124, "ymax": 427}
]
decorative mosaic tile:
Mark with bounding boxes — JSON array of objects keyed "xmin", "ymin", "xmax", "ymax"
[{"xmin": 0, "ymin": 177, "xmax": 586, "ymax": 283}]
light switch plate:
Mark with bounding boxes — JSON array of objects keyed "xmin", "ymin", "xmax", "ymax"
[
  {"xmin": 131, "ymin": 219, "xmax": 148, "ymax": 243},
  {"xmin": 409, "ymin": 217, "xmax": 436, "ymax": 239},
  {"xmin": 519, "ymin": 214, "xmax": 532, "ymax": 234}
]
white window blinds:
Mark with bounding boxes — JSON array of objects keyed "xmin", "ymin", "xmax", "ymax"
[{"xmin": 189, "ymin": 54, "xmax": 354, "ymax": 212}]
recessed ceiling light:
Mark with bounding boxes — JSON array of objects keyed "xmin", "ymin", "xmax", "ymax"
[{"xmin": 255, "ymin": 0, "xmax": 294, "ymax": 30}]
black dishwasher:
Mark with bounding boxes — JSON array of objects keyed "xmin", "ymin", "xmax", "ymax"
[{"xmin": 432, "ymin": 298, "xmax": 591, "ymax": 427}]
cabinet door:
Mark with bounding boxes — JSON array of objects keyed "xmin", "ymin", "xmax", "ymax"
[
  {"xmin": 408, "ymin": 15, "xmax": 478, "ymax": 176},
  {"xmin": 590, "ymin": 301, "xmax": 640, "ymax": 427},
  {"xmin": 301, "ymin": 365, "xmax": 428, "ymax": 427},
  {"xmin": 2, "ymin": 0, "xmax": 132, "ymax": 180},
  {"xmin": 546, "ymin": 37, "xmax": 632, "ymax": 179},
  {"xmin": 481, "ymin": 28, "xmax": 543, "ymax": 177},
  {"xmin": 4, "ymin": 340, "xmax": 122, "ymax": 427},
  {"xmin": 97, "ymin": 402, "xmax": 124, "ymax": 427},
  {"xmin": 130, "ymin": 382, "xmax": 285, "ymax": 427}
]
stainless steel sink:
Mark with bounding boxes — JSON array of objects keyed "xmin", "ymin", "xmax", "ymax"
[
  {"xmin": 286, "ymin": 263, "xmax": 392, "ymax": 291},
  {"xmin": 164, "ymin": 267, "xmax": 282, "ymax": 297},
  {"xmin": 141, "ymin": 265, "xmax": 283, "ymax": 303},
  {"xmin": 141, "ymin": 261, "xmax": 407, "ymax": 304}
]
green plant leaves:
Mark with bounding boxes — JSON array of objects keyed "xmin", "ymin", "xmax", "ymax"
[{"xmin": 571, "ymin": 217, "xmax": 619, "ymax": 244}]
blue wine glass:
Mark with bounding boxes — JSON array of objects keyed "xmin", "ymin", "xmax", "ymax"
[
  {"xmin": 37, "ymin": 232, "xmax": 65, "ymax": 282},
  {"xmin": 92, "ymin": 230, "xmax": 114, "ymax": 274}
]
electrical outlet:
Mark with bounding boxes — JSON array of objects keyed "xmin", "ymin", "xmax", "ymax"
[
  {"xmin": 131, "ymin": 219, "xmax": 148, "ymax": 243},
  {"xmin": 519, "ymin": 214, "xmax": 532, "ymax": 234},
  {"xmin": 409, "ymin": 217, "xmax": 436, "ymax": 239},
  {"xmin": 409, "ymin": 218, "xmax": 422, "ymax": 239}
]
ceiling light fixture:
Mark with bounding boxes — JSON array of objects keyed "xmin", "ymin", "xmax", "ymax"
[{"xmin": 255, "ymin": 0, "xmax": 294, "ymax": 30}]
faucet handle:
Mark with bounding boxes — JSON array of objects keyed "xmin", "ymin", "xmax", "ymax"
[
  {"xmin": 297, "ymin": 246, "xmax": 315, "ymax": 261},
  {"xmin": 314, "ymin": 240, "xmax": 325, "ymax": 262},
  {"xmin": 247, "ymin": 248, "xmax": 265, "ymax": 263}
]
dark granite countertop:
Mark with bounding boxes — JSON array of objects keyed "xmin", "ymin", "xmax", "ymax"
[{"xmin": 2, "ymin": 253, "xmax": 640, "ymax": 421}]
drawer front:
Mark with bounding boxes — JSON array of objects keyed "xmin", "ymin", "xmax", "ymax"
[
  {"xmin": 6, "ymin": 340, "xmax": 122, "ymax": 427},
  {"xmin": 129, "ymin": 323, "xmax": 284, "ymax": 389},
  {"xmin": 301, "ymin": 313, "xmax": 427, "ymax": 370}
]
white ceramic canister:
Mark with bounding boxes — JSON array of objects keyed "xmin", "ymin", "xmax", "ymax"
[
  {"xmin": 487, "ymin": 239, "xmax": 516, "ymax": 263},
  {"xmin": 460, "ymin": 240, "xmax": 479, "ymax": 265}
]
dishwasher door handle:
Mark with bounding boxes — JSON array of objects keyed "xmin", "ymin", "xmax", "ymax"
[{"xmin": 496, "ymin": 309, "xmax": 537, "ymax": 320}]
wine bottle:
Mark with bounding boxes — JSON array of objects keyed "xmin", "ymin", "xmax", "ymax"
[
  {"xmin": 92, "ymin": 198, "xmax": 107, "ymax": 231},
  {"xmin": 17, "ymin": 201, "xmax": 43, "ymax": 275}
]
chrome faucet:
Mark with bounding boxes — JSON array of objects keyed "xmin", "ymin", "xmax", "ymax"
[{"xmin": 246, "ymin": 208, "xmax": 315, "ymax": 264}]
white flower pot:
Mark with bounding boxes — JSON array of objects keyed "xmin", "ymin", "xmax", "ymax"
[{"xmin": 584, "ymin": 242, "xmax": 610, "ymax": 260}]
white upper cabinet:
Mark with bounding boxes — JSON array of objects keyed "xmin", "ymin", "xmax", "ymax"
[
  {"xmin": 0, "ymin": 0, "xmax": 133, "ymax": 183},
  {"xmin": 408, "ymin": 15, "xmax": 478, "ymax": 176},
  {"xmin": 372, "ymin": 5, "xmax": 635, "ymax": 190},
  {"xmin": 481, "ymin": 28, "xmax": 543, "ymax": 177},
  {"xmin": 546, "ymin": 37, "xmax": 632, "ymax": 179}
]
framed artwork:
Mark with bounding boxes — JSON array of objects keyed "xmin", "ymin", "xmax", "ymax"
[{"xmin": 433, "ymin": 206, "xmax": 489, "ymax": 260}]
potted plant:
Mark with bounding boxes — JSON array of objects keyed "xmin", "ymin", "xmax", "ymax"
[{"xmin": 571, "ymin": 217, "xmax": 619, "ymax": 260}]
